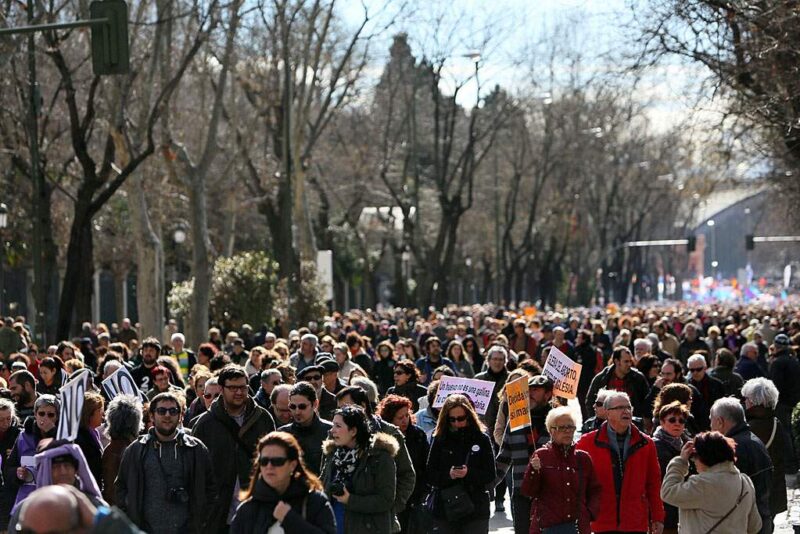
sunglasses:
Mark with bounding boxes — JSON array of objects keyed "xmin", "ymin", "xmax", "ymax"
[
  {"xmin": 203, "ymin": 392, "xmax": 220, "ymax": 400},
  {"xmin": 304, "ymin": 375, "xmax": 322, "ymax": 381},
  {"xmin": 665, "ymin": 417, "xmax": 686, "ymax": 425},
  {"xmin": 36, "ymin": 411, "xmax": 56, "ymax": 419},
  {"xmin": 289, "ymin": 403, "xmax": 309, "ymax": 411},
  {"xmin": 155, "ymin": 407, "xmax": 180, "ymax": 416},
  {"xmin": 448, "ymin": 415, "xmax": 468, "ymax": 423},
  {"xmin": 688, "ymin": 368, "xmax": 704, "ymax": 373},
  {"xmin": 258, "ymin": 456, "xmax": 289, "ymax": 467}
]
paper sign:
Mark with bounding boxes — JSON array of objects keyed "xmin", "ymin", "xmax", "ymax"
[
  {"xmin": 506, "ymin": 377, "xmax": 531, "ymax": 432},
  {"xmin": 103, "ymin": 366, "xmax": 144, "ymax": 401},
  {"xmin": 542, "ymin": 346, "xmax": 582, "ymax": 399},
  {"xmin": 432, "ymin": 376, "xmax": 495, "ymax": 415},
  {"xmin": 56, "ymin": 372, "xmax": 90, "ymax": 441}
]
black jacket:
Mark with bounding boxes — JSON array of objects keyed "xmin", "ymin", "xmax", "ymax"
[
  {"xmin": 115, "ymin": 428, "xmax": 218, "ymax": 533},
  {"xmin": 688, "ymin": 374, "xmax": 726, "ymax": 411},
  {"xmin": 585, "ymin": 365, "xmax": 650, "ymax": 418},
  {"xmin": 318, "ymin": 388, "xmax": 337, "ymax": 422},
  {"xmin": 426, "ymin": 426, "xmax": 495, "ymax": 523},
  {"xmin": 75, "ymin": 426, "xmax": 103, "ymax": 491},
  {"xmin": 192, "ymin": 397, "xmax": 276, "ymax": 532},
  {"xmin": 230, "ymin": 477, "xmax": 336, "ymax": 534},
  {"xmin": 726, "ymin": 421, "xmax": 773, "ymax": 521},
  {"xmin": 474, "ymin": 368, "xmax": 509, "ymax": 436},
  {"xmin": 386, "ymin": 382, "xmax": 428, "ymax": 412},
  {"xmin": 769, "ymin": 351, "xmax": 800, "ymax": 409},
  {"xmin": 372, "ymin": 358, "xmax": 397, "ymax": 396},
  {"xmin": 278, "ymin": 415, "xmax": 333, "ymax": 475},
  {"xmin": 403, "ymin": 424, "xmax": 430, "ymax": 506}
]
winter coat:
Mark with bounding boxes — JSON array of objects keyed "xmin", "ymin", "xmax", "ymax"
[
  {"xmin": 584, "ymin": 365, "xmax": 650, "ymax": 418},
  {"xmin": 4, "ymin": 417, "xmax": 55, "ymax": 509},
  {"xmin": 661, "ymin": 457, "xmax": 762, "ymax": 534},
  {"xmin": 575, "ymin": 422, "xmax": 665, "ymax": 532},
  {"xmin": 735, "ymin": 357, "xmax": 765, "ymax": 381},
  {"xmin": 230, "ymin": 477, "xmax": 336, "ymax": 534},
  {"xmin": 386, "ymin": 382, "xmax": 428, "ymax": 412},
  {"xmin": 102, "ymin": 437, "xmax": 133, "ymax": 505},
  {"xmin": 474, "ymin": 367, "xmax": 508, "ymax": 435},
  {"xmin": 726, "ymin": 421, "xmax": 773, "ymax": 522},
  {"xmin": 375, "ymin": 418, "xmax": 416, "ymax": 516},
  {"xmin": 115, "ymin": 428, "xmax": 218, "ymax": 533},
  {"xmin": 520, "ymin": 442, "xmax": 601, "ymax": 534},
  {"xmin": 653, "ymin": 431, "xmax": 690, "ymax": 529},
  {"xmin": 495, "ymin": 404, "xmax": 552, "ymax": 493},
  {"xmin": 747, "ymin": 405, "xmax": 790, "ymax": 515},
  {"xmin": 318, "ymin": 387, "xmax": 337, "ymax": 422},
  {"xmin": 426, "ymin": 426, "xmax": 495, "ymax": 524},
  {"xmin": 403, "ymin": 423, "xmax": 430, "ymax": 505},
  {"xmin": 769, "ymin": 351, "xmax": 800, "ymax": 410},
  {"xmin": 320, "ymin": 432, "xmax": 399, "ymax": 534},
  {"xmin": 75, "ymin": 426, "xmax": 104, "ymax": 492},
  {"xmin": 688, "ymin": 374, "xmax": 726, "ymax": 412},
  {"xmin": 372, "ymin": 358, "xmax": 397, "ymax": 395},
  {"xmin": 278, "ymin": 414, "xmax": 333, "ymax": 475},
  {"xmin": 191, "ymin": 396, "xmax": 276, "ymax": 532},
  {"xmin": 707, "ymin": 366, "xmax": 745, "ymax": 397}
]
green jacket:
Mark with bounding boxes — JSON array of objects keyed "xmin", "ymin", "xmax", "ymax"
[{"xmin": 321, "ymin": 432, "xmax": 398, "ymax": 534}]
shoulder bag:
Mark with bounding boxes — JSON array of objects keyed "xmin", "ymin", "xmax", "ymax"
[{"xmin": 706, "ymin": 479, "xmax": 747, "ymax": 534}]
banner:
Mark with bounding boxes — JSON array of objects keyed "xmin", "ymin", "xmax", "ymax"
[
  {"xmin": 56, "ymin": 371, "xmax": 90, "ymax": 441},
  {"xmin": 102, "ymin": 366, "xmax": 144, "ymax": 401},
  {"xmin": 542, "ymin": 346, "xmax": 582, "ymax": 399},
  {"xmin": 506, "ymin": 376, "xmax": 531, "ymax": 432},
  {"xmin": 432, "ymin": 376, "xmax": 495, "ymax": 415}
]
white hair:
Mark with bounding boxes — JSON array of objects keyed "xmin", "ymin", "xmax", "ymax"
[
  {"xmin": 741, "ymin": 342, "xmax": 758, "ymax": 356},
  {"xmin": 595, "ymin": 389, "xmax": 611, "ymax": 404},
  {"xmin": 545, "ymin": 406, "xmax": 576, "ymax": 430},
  {"xmin": 301, "ymin": 333, "xmax": 318, "ymax": 345},
  {"xmin": 603, "ymin": 391, "xmax": 631, "ymax": 410},
  {"xmin": 710, "ymin": 397, "xmax": 745, "ymax": 425},
  {"xmin": 741, "ymin": 377, "xmax": 780, "ymax": 410},
  {"xmin": 171, "ymin": 333, "xmax": 185, "ymax": 344},
  {"xmin": 486, "ymin": 345, "xmax": 508, "ymax": 360},
  {"xmin": 633, "ymin": 338, "xmax": 652, "ymax": 351},
  {"xmin": 687, "ymin": 354, "xmax": 707, "ymax": 369}
]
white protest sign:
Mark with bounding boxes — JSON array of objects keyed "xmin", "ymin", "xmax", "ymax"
[
  {"xmin": 432, "ymin": 375, "xmax": 495, "ymax": 415},
  {"xmin": 56, "ymin": 371, "xmax": 90, "ymax": 441},
  {"xmin": 102, "ymin": 366, "xmax": 144, "ymax": 401},
  {"xmin": 542, "ymin": 345, "xmax": 582, "ymax": 399}
]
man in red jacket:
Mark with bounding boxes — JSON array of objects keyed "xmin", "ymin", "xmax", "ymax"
[{"xmin": 577, "ymin": 391, "xmax": 665, "ymax": 534}]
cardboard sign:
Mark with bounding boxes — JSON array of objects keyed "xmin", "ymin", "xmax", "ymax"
[
  {"xmin": 542, "ymin": 346, "xmax": 582, "ymax": 399},
  {"xmin": 56, "ymin": 371, "xmax": 90, "ymax": 442},
  {"xmin": 506, "ymin": 376, "xmax": 531, "ymax": 432},
  {"xmin": 432, "ymin": 376, "xmax": 495, "ymax": 415},
  {"xmin": 102, "ymin": 366, "xmax": 143, "ymax": 401}
]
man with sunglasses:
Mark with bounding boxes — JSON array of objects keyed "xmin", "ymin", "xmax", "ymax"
[
  {"xmin": 297, "ymin": 363, "xmax": 337, "ymax": 421},
  {"xmin": 277, "ymin": 382, "xmax": 332, "ymax": 475},
  {"xmin": 686, "ymin": 354, "xmax": 725, "ymax": 414},
  {"xmin": 192, "ymin": 365, "xmax": 275, "ymax": 532},
  {"xmin": 116, "ymin": 392, "xmax": 217, "ymax": 533}
]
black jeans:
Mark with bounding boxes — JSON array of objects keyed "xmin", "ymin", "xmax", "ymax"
[{"xmin": 510, "ymin": 493, "xmax": 531, "ymax": 534}]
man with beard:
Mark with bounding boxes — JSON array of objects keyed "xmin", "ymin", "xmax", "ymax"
[
  {"xmin": 8, "ymin": 370, "xmax": 37, "ymax": 421},
  {"xmin": 495, "ymin": 375, "xmax": 554, "ymax": 534},
  {"xmin": 131, "ymin": 338, "xmax": 175, "ymax": 393},
  {"xmin": 116, "ymin": 392, "xmax": 217, "ymax": 533},
  {"xmin": 415, "ymin": 337, "xmax": 457, "ymax": 385}
]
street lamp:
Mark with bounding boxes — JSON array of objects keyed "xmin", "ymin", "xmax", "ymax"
[{"xmin": 707, "ymin": 219, "xmax": 717, "ymax": 276}]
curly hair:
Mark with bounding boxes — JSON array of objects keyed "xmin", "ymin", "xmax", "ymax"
[
  {"xmin": 105, "ymin": 395, "xmax": 142, "ymax": 442},
  {"xmin": 376, "ymin": 394, "xmax": 414, "ymax": 425}
]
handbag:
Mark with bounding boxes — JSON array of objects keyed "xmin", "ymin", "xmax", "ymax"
[{"xmin": 439, "ymin": 484, "xmax": 475, "ymax": 522}]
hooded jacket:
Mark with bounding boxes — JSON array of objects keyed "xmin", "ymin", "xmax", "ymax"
[
  {"xmin": 115, "ymin": 428, "xmax": 218, "ymax": 533},
  {"xmin": 191, "ymin": 396, "xmax": 276, "ymax": 531},
  {"xmin": 320, "ymin": 432, "xmax": 399, "ymax": 534},
  {"xmin": 230, "ymin": 477, "xmax": 336, "ymax": 534},
  {"xmin": 576, "ymin": 422, "xmax": 665, "ymax": 532}
]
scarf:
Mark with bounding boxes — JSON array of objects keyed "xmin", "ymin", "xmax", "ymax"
[
  {"xmin": 331, "ymin": 446, "xmax": 360, "ymax": 486},
  {"xmin": 654, "ymin": 426, "xmax": 685, "ymax": 452}
]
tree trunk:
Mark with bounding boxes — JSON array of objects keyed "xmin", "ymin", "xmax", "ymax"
[
  {"xmin": 220, "ymin": 192, "xmax": 237, "ymax": 257},
  {"xmin": 129, "ymin": 179, "xmax": 164, "ymax": 339},
  {"xmin": 188, "ymin": 175, "xmax": 211, "ymax": 349},
  {"xmin": 57, "ymin": 202, "xmax": 94, "ymax": 340}
]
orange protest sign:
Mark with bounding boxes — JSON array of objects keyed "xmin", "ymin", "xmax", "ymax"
[{"xmin": 506, "ymin": 377, "xmax": 530, "ymax": 432}]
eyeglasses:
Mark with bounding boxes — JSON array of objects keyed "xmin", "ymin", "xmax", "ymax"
[
  {"xmin": 607, "ymin": 405, "xmax": 632, "ymax": 412},
  {"xmin": 289, "ymin": 403, "xmax": 310, "ymax": 411},
  {"xmin": 304, "ymin": 375, "xmax": 322, "ymax": 381},
  {"xmin": 688, "ymin": 368, "xmax": 704, "ymax": 373},
  {"xmin": 665, "ymin": 417, "xmax": 686, "ymax": 425},
  {"xmin": 448, "ymin": 415, "xmax": 468, "ymax": 423},
  {"xmin": 258, "ymin": 456, "xmax": 289, "ymax": 467},
  {"xmin": 155, "ymin": 407, "xmax": 180, "ymax": 416},
  {"xmin": 551, "ymin": 425, "xmax": 576, "ymax": 432},
  {"xmin": 36, "ymin": 411, "xmax": 56, "ymax": 419},
  {"xmin": 203, "ymin": 392, "xmax": 220, "ymax": 400},
  {"xmin": 223, "ymin": 385, "xmax": 249, "ymax": 392}
]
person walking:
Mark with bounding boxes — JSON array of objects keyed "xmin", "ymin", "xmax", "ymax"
[
  {"xmin": 660, "ymin": 431, "xmax": 762, "ymax": 533},
  {"xmin": 521, "ymin": 405, "xmax": 601, "ymax": 534},
  {"xmin": 653, "ymin": 401, "xmax": 692, "ymax": 534},
  {"xmin": 279, "ymin": 382, "xmax": 333, "ymax": 476},
  {"xmin": 426, "ymin": 394, "xmax": 495, "ymax": 534},
  {"xmin": 231, "ymin": 431, "xmax": 336, "ymax": 533}
]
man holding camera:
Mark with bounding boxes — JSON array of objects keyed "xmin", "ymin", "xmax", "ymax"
[{"xmin": 116, "ymin": 392, "xmax": 218, "ymax": 533}]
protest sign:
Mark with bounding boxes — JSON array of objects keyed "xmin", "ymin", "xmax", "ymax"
[
  {"xmin": 432, "ymin": 376, "xmax": 495, "ymax": 414},
  {"xmin": 506, "ymin": 376, "xmax": 531, "ymax": 432},
  {"xmin": 102, "ymin": 365, "xmax": 143, "ymax": 401},
  {"xmin": 542, "ymin": 345, "xmax": 582, "ymax": 399},
  {"xmin": 56, "ymin": 371, "xmax": 90, "ymax": 441}
]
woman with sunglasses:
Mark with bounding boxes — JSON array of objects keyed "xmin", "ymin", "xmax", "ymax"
[
  {"xmin": 386, "ymin": 360, "xmax": 427, "ymax": 412},
  {"xmin": 521, "ymin": 406, "xmax": 601, "ymax": 534},
  {"xmin": 320, "ymin": 405, "xmax": 399, "ymax": 534},
  {"xmin": 4, "ymin": 394, "xmax": 60, "ymax": 511},
  {"xmin": 231, "ymin": 431, "xmax": 335, "ymax": 534},
  {"xmin": 653, "ymin": 401, "xmax": 692, "ymax": 534},
  {"xmin": 425, "ymin": 394, "xmax": 494, "ymax": 534}
]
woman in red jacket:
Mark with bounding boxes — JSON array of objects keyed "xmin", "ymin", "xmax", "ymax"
[{"xmin": 521, "ymin": 406, "xmax": 601, "ymax": 534}]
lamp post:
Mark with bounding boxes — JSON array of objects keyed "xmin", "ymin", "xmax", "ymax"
[
  {"xmin": 707, "ymin": 219, "xmax": 717, "ymax": 276},
  {"xmin": 0, "ymin": 203, "xmax": 7, "ymax": 317}
]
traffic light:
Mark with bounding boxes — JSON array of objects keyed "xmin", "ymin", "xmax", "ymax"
[
  {"xmin": 746, "ymin": 235, "xmax": 754, "ymax": 250},
  {"xmin": 90, "ymin": 0, "xmax": 129, "ymax": 75},
  {"xmin": 687, "ymin": 236, "xmax": 696, "ymax": 252}
]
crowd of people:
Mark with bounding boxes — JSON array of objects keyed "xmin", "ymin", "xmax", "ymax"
[{"xmin": 0, "ymin": 303, "xmax": 799, "ymax": 533}]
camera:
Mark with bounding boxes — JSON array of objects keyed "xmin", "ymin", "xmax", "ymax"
[
  {"xmin": 167, "ymin": 487, "xmax": 190, "ymax": 504},
  {"xmin": 330, "ymin": 482, "xmax": 345, "ymax": 497}
]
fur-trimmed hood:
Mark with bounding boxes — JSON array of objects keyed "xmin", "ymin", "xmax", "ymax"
[{"xmin": 322, "ymin": 431, "xmax": 399, "ymax": 457}]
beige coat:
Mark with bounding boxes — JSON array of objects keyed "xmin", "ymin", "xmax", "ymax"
[{"xmin": 660, "ymin": 456, "xmax": 762, "ymax": 534}]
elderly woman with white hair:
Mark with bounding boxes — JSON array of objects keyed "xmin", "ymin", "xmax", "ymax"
[
  {"xmin": 741, "ymin": 377, "xmax": 794, "ymax": 528},
  {"xmin": 521, "ymin": 406, "xmax": 601, "ymax": 534}
]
